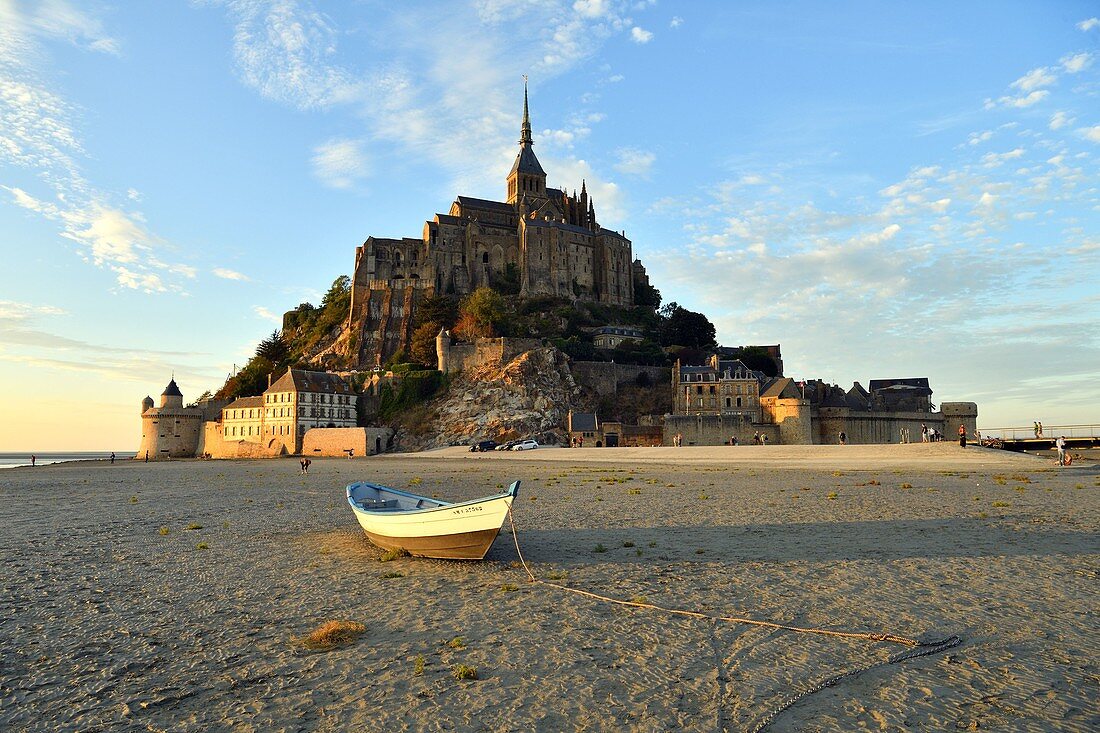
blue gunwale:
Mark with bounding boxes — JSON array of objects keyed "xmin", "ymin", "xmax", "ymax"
[{"xmin": 346, "ymin": 480, "xmax": 520, "ymax": 516}]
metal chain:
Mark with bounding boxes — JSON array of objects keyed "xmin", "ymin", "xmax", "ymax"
[{"xmin": 749, "ymin": 634, "xmax": 962, "ymax": 733}]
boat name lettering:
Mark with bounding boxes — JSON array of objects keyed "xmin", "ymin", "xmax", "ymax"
[{"xmin": 453, "ymin": 506, "xmax": 484, "ymax": 515}]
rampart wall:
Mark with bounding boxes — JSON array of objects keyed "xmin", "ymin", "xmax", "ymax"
[
  {"xmin": 301, "ymin": 427, "xmax": 394, "ymax": 457},
  {"xmin": 570, "ymin": 362, "xmax": 669, "ymax": 396}
]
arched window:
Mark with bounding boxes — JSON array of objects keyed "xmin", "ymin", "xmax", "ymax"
[{"xmin": 482, "ymin": 252, "xmax": 489, "ymax": 264}]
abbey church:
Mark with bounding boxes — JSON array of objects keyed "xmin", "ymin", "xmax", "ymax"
[{"xmin": 346, "ymin": 85, "xmax": 644, "ymax": 366}]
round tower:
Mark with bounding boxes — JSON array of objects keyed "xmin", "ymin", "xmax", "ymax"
[
  {"xmin": 141, "ymin": 395, "xmax": 154, "ymax": 413},
  {"xmin": 436, "ymin": 328, "xmax": 452, "ymax": 372},
  {"xmin": 137, "ymin": 378, "xmax": 203, "ymax": 460}
]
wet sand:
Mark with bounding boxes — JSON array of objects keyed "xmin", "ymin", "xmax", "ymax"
[{"xmin": 1, "ymin": 444, "xmax": 1097, "ymax": 731}]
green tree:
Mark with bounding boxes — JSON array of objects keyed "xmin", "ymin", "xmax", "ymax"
[
  {"xmin": 409, "ymin": 320, "xmax": 442, "ymax": 367},
  {"xmin": 414, "ymin": 295, "xmax": 459, "ymax": 330},
  {"xmin": 322, "ymin": 275, "xmax": 350, "ymax": 309},
  {"xmin": 255, "ymin": 330, "xmax": 290, "ymax": 364},
  {"xmin": 633, "ymin": 276, "xmax": 662, "ymax": 309},
  {"xmin": 455, "ymin": 287, "xmax": 505, "ymax": 339},
  {"xmin": 658, "ymin": 302, "xmax": 716, "ymax": 350}
]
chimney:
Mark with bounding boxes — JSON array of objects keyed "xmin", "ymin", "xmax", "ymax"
[{"xmin": 268, "ymin": 372, "xmax": 273, "ymax": 389}]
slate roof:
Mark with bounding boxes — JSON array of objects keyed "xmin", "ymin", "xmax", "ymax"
[
  {"xmin": 525, "ymin": 218, "xmax": 595, "ymax": 236},
  {"xmin": 509, "ymin": 145, "xmax": 546, "ymax": 176},
  {"xmin": 267, "ymin": 369, "xmax": 355, "ymax": 395},
  {"xmin": 868, "ymin": 378, "xmax": 931, "ymax": 394},
  {"xmin": 162, "ymin": 379, "xmax": 182, "ymax": 397},
  {"xmin": 760, "ymin": 377, "xmax": 797, "ymax": 399},
  {"xmin": 456, "ymin": 196, "xmax": 514, "ymax": 213},
  {"xmin": 225, "ymin": 396, "xmax": 263, "ymax": 411},
  {"xmin": 568, "ymin": 412, "xmax": 599, "ymax": 432}
]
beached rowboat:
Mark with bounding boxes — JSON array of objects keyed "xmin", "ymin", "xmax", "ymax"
[{"xmin": 346, "ymin": 480, "xmax": 520, "ymax": 560}]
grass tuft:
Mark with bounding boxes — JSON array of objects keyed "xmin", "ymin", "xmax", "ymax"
[
  {"xmin": 900, "ymin": 483, "xmax": 913, "ymax": 489},
  {"xmin": 380, "ymin": 548, "xmax": 410, "ymax": 562},
  {"xmin": 593, "ymin": 544, "xmax": 607, "ymax": 553},
  {"xmin": 300, "ymin": 620, "xmax": 367, "ymax": 651},
  {"xmin": 158, "ymin": 526, "xmax": 170, "ymax": 536},
  {"xmin": 195, "ymin": 542, "xmax": 209, "ymax": 550},
  {"xmin": 414, "ymin": 654, "xmax": 425, "ymax": 676},
  {"xmin": 185, "ymin": 523, "xmax": 203, "ymax": 531},
  {"xmin": 447, "ymin": 636, "xmax": 465, "ymax": 649},
  {"xmin": 500, "ymin": 583, "xmax": 520, "ymax": 592},
  {"xmin": 827, "ymin": 492, "xmax": 838, "ymax": 500},
  {"xmin": 622, "ymin": 541, "xmax": 635, "ymax": 548},
  {"xmin": 991, "ymin": 501, "xmax": 1011, "ymax": 508},
  {"xmin": 452, "ymin": 664, "xmax": 478, "ymax": 680},
  {"xmin": 381, "ymin": 571, "xmax": 404, "ymax": 579}
]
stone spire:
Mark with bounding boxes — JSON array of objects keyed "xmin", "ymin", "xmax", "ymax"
[
  {"xmin": 520, "ymin": 79, "xmax": 533, "ymax": 146},
  {"xmin": 507, "ymin": 77, "xmax": 546, "ymax": 204}
]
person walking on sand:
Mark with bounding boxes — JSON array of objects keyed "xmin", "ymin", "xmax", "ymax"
[
  {"xmin": 300, "ymin": 458, "xmax": 307, "ymax": 474},
  {"xmin": 958, "ymin": 423, "xmax": 967, "ymax": 448},
  {"xmin": 31, "ymin": 455, "xmax": 36, "ymax": 467},
  {"xmin": 1037, "ymin": 421, "xmax": 1044, "ymax": 438},
  {"xmin": 144, "ymin": 450, "xmax": 149, "ymax": 463},
  {"xmin": 921, "ymin": 423, "xmax": 928, "ymax": 443},
  {"xmin": 1055, "ymin": 435, "xmax": 1066, "ymax": 466},
  {"xmin": 110, "ymin": 452, "xmax": 115, "ymax": 465},
  {"xmin": 839, "ymin": 431, "xmax": 847, "ymax": 445}
]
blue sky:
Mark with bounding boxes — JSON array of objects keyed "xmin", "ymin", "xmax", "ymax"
[{"xmin": 1, "ymin": 0, "xmax": 1098, "ymax": 451}]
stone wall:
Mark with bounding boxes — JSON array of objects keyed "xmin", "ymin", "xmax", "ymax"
[
  {"xmin": 198, "ymin": 422, "xmax": 287, "ymax": 459},
  {"xmin": 301, "ymin": 427, "xmax": 394, "ymax": 457},
  {"xmin": 663, "ymin": 414, "xmax": 778, "ymax": 446},
  {"xmin": 437, "ymin": 335, "xmax": 543, "ymax": 374},
  {"xmin": 813, "ymin": 403, "xmax": 979, "ymax": 445},
  {"xmin": 762, "ymin": 398, "xmax": 813, "ymax": 445},
  {"xmin": 570, "ymin": 361, "xmax": 669, "ymax": 396}
]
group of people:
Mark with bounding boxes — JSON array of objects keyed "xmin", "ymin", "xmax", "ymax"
[{"xmin": 1033, "ymin": 421, "xmax": 1044, "ymax": 438}]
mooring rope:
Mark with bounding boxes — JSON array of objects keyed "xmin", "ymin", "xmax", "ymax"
[{"xmin": 504, "ymin": 506, "xmax": 962, "ymax": 731}]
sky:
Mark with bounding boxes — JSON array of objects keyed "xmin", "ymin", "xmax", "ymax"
[{"xmin": 1, "ymin": 0, "xmax": 1098, "ymax": 451}]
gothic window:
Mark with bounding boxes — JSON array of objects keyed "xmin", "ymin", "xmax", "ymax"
[{"xmin": 482, "ymin": 252, "xmax": 489, "ymax": 264}]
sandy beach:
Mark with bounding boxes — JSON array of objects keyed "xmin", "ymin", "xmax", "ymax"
[{"xmin": 1, "ymin": 443, "xmax": 1096, "ymax": 732}]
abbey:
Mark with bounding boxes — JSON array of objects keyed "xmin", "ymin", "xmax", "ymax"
[{"xmin": 347, "ymin": 85, "xmax": 641, "ymax": 366}]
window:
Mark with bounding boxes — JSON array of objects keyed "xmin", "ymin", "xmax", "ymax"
[
  {"xmin": 482, "ymin": 252, "xmax": 489, "ymax": 264},
  {"xmin": 725, "ymin": 398, "xmax": 731, "ymax": 408},
  {"xmin": 696, "ymin": 386, "xmax": 703, "ymax": 395},
  {"xmin": 736, "ymin": 397, "xmax": 742, "ymax": 407}
]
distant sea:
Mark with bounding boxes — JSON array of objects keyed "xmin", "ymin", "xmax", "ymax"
[{"xmin": 0, "ymin": 452, "xmax": 126, "ymax": 469}]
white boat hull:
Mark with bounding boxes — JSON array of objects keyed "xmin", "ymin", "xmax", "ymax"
[{"xmin": 346, "ymin": 481, "xmax": 518, "ymax": 560}]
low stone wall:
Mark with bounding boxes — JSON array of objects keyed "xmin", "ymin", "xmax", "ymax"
[
  {"xmin": 198, "ymin": 422, "xmax": 287, "ymax": 459},
  {"xmin": 664, "ymin": 414, "xmax": 778, "ymax": 446},
  {"xmin": 571, "ymin": 361, "xmax": 669, "ymax": 395},
  {"xmin": 301, "ymin": 427, "xmax": 394, "ymax": 457}
]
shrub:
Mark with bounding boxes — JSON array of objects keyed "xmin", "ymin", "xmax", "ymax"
[
  {"xmin": 452, "ymin": 664, "xmax": 478, "ymax": 680},
  {"xmin": 380, "ymin": 548, "xmax": 410, "ymax": 562},
  {"xmin": 300, "ymin": 620, "xmax": 366, "ymax": 651}
]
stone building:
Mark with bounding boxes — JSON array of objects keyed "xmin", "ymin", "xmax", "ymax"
[
  {"xmin": 667, "ymin": 356, "xmax": 977, "ymax": 446},
  {"xmin": 592, "ymin": 325, "xmax": 645, "ymax": 349},
  {"xmin": 347, "ymin": 84, "xmax": 642, "ymax": 366},
  {"xmin": 672, "ymin": 356, "xmax": 764, "ymax": 422},
  {"xmin": 220, "ymin": 369, "xmax": 359, "ymax": 454},
  {"xmin": 136, "ymin": 379, "xmax": 203, "ymax": 460}
]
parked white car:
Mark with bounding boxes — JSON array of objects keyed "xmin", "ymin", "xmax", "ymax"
[{"xmin": 511, "ymin": 439, "xmax": 539, "ymax": 451}]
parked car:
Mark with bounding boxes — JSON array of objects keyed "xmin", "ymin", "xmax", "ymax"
[
  {"xmin": 470, "ymin": 440, "xmax": 498, "ymax": 452},
  {"xmin": 495, "ymin": 440, "xmax": 519, "ymax": 451},
  {"xmin": 511, "ymin": 439, "xmax": 539, "ymax": 451}
]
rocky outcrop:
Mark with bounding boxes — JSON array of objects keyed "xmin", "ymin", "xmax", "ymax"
[{"xmin": 399, "ymin": 346, "xmax": 581, "ymax": 450}]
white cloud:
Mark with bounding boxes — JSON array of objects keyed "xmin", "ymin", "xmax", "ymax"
[
  {"xmin": 930, "ymin": 198, "xmax": 951, "ymax": 213},
  {"xmin": 1049, "ymin": 111, "xmax": 1073, "ymax": 130},
  {"xmin": 613, "ymin": 147, "xmax": 655, "ymax": 176},
  {"xmin": 1081, "ymin": 125, "xmax": 1100, "ymax": 143},
  {"xmin": 1077, "ymin": 18, "xmax": 1099, "ymax": 32},
  {"xmin": 573, "ymin": 0, "xmax": 610, "ymax": 19},
  {"xmin": 1011, "ymin": 67, "xmax": 1056, "ymax": 92},
  {"xmin": 0, "ymin": 300, "xmax": 65, "ymax": 321},
  {"xmin": 967, "ymin": 130, "xmax": 994, "ymax": 145},
  {"xmin": 991, "ymin": 89, "xmax": 1049, "ymax": 109},
  {"xmin": 213, "ymin": 268, "xmax": 250, "ymax": 281},
  {"xmin": 253, "ymin": 306, "xmax": 281, "ymax": 323},
  {"xmin": 981, "ymin": 148, "xmax": 1025, "ymax": 167},
  {"xmin": 607, "ymin": 73, "xmax": 624, "ymax": 82},
  {"xmin": 1061, "ymin": 52, "xmax": 1092, "ymax": 73},
  {"xmin": 544, "ymin": 157, "xmax": 625, "ymax": 224},
  {"xmin": 630, "ymin": 26, "xmax": 653, "ymax": 44},
  {"xmin": 670, "ymin": 16, "xmax": 683, "ymax": 28},
  {"xmin": 1, "ymin": 0, "xmax": 121, "ymax": 55},
  {"xmin": 310, "ymin": 137, "xmax": 368, "ymax": 189},
  {"xmin": 126, "ymin": 187, "xmax": 142, "ymax": 201},
  {"xmin": 225, "ymin": 0, "xmax": 359, "ymax": 110}
]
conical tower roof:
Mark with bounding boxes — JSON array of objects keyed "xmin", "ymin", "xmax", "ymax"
[
  {"xmin": 162, "ymin": 379, "xmax": 182, "ymax": 397},
  {"xmin": 509, "ymin": 80, "xmax": 546, "ymax": 177}
]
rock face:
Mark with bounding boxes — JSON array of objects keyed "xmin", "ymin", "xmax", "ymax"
[{"xmin": 402, "ymin": 346, "xmax": 581, "ymax": 450}]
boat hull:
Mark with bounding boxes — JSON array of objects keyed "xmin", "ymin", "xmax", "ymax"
[
  {"xmin": 346, "ymin": 481, "xmax": 519, "ymax": 560},
  {"xmin": 362, "ymin": 527, "xmax": 505, "ymax": 560}
]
